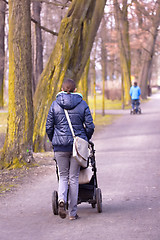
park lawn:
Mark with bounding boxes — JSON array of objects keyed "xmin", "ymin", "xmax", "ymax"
[
  {"xmin": 88, "ymin": 95, "xmax": 122, "ymax": 110},
  {"xmin": 88, "ymin": 96, "xmax": 123, "ymax": 126},
  {"xmin": 94, "ymin": 113, "xmax": 120, "ymax": 126}
]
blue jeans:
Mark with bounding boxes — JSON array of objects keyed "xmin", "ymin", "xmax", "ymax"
[
  {"xmin": 131, "ymin": 99, "xmax": 140, "ymax": 112},
  {"xmin": 54, "ymin": 152, "xmax": 80, "ymax": 217}
]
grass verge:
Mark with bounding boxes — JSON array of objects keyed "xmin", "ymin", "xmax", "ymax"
[{"xmin": 88, "ymin": 95, "xmax": 123, "ymax": 110}]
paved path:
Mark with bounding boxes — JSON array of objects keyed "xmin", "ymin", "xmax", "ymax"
[{"xmin": 0, "ymin": 92, "xmax": 160, "ymax": 240}]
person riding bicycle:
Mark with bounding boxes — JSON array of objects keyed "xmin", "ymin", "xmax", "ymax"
[{"xmin": 130, "ymin": 81, "xmax": 141, "ymax": 113}]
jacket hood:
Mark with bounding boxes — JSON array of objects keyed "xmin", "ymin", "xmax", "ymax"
[{"xmin": 56, "ymin": 91, "xmax": 83, "ymax": 110}]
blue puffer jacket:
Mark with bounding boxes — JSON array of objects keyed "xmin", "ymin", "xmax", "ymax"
[
  {"xmin": 130, "ymin": 86, "xmax": 141, "ymax": 100},
  {"xmin": 46, "ymin": 92, "xmax": 95, "ymax": 152}
]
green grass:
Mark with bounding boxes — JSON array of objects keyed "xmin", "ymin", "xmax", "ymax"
[
  {"xmin": 88, "ymin": 95, "xmax": 124, "ymax": 126},
  {"xmin": 88, "ymin": 95, "xmax": 122, "ymax": 110},
  {"xmin": 94, "ymin": 113, "xmax": 120, "ymax": 126}
]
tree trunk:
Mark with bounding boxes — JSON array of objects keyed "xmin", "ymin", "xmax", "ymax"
[
  {"xmin": 33, "ymin": 0, "xmax": 106, "ymax": 152},
  {"xmin": 100, "ymin": 17, "xmax": 107, "ymax": 116},
  {"xmin": 139, "ymin": 37, "xmax": 155, "ymax": 99},
  {"xmin": 92, "ymin": 56, "xmax": 96, "ymax": 122},
  {"xmin": 0, "ymin": 0, "xmax": 33, "ymax": 169},
  {"xmin": 32, "ymin": 1, "xmax": 43, "ymax": 92},
  {"xmin": 121, "ymin": 75, "xmax": 125, "ymax": 109},
  {"xmin": 114, "ymin": 0, "xmax": 131, "ymax": 105},
  {"xmin": 138, "ymin": 2, "xmax": 160, "ymax": 98},
  {"xmin": 0, "ymin": 1, "xmax": 5, "ymax": 108},
  {"xmin": 134, "ymin": 6, "xmax": 143, "ymax": 80},
  {"xmin": 78, "ymin": 58, "xmax": 90, "ymax": 103}
]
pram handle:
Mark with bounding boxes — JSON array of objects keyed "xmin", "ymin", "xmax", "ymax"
[{"xmin": 89, "ymin": 140, "xmax": 94, "ymax": 147}]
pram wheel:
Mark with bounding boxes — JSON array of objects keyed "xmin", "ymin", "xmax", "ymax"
[
  {"xmin": 96, "ymin": 188, "xmax": 102, "ymax": 213},
  {"xmin": 52, "ymin": 191, "xmax": 58, "ymax": 215},
  {"xmin": 130, "ymin": 109, "xmax": 134, "ymax": 114},
  {"xmin": 138, "ymin": 108, "xmax": 141, "ymax": 114},
  {"xmin": 130, "ymin": 107, "xmax": 141, "ymax": 114},
  {"xmin": 92, "ymin": 203, "xmax": 96, "ymax": 208}
]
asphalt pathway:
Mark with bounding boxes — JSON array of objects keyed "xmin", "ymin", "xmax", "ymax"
[{"xmin": 0, "ymin": 92, "xmax": 160, "ymax": 240}]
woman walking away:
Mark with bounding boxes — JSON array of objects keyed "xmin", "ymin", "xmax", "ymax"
[{"xmin": 46, "ymin": 79, "xmax": 95, "ymax": 220}]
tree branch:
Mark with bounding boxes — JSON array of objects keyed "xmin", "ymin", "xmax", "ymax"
[
  {"xmin": 132, "ymin": 0, "xmax": 154, "ymax": 21},
  {"xmin": 2, "ymin": 0, "xmax": 70, "ymax": 8},
  {"xmin": 3, "ymin": 0, "xmax": 59, "ymax": 36},
  {"xmin": 31, "ymin": 18, "xmax": 58, "ymax": 36},
  {"xmin": 31, "ymin": 0, "xmax": 70, "ymax": 8}
]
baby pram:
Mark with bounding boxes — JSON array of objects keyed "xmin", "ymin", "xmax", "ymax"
[
  {"xmin": 130, "ymin": 99, "xmax": 141, "ymax": 114},
  {"xmin": 52, "ymin": 141, "xmax": 102, "ymax": 215}
]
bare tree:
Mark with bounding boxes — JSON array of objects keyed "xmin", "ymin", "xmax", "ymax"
[
  {"xmin": 114, "ymin": 0, "xmax": 131, "ymax": 105},
  {"xmin": 33, "ymin": 0, "xmax": 107, "ymax": 152},
  {"xmin": 134, "ymin": 0, "xmax": 160, "ymax": 98}
]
